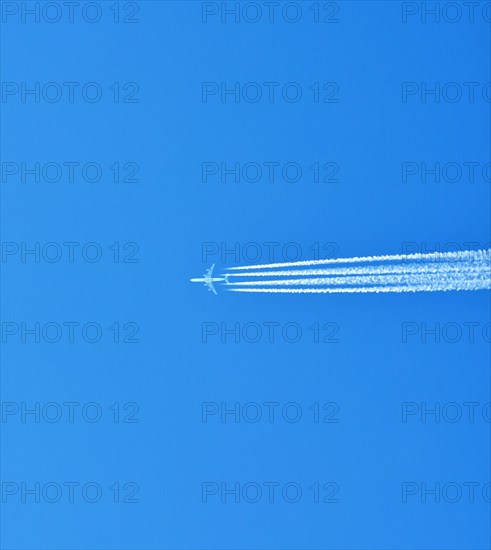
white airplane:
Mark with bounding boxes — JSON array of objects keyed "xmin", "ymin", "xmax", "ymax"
[{"xmin": 190, "ymin": 264, "xmax": 229, "ymax": 295}]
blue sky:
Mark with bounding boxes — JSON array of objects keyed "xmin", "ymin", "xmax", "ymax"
[{"xmin": 1, "ymin": 1, "xmax": 490, "ymax": 548}]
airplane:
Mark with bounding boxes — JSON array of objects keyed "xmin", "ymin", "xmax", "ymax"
[{"xmin": 190, "ymin": 264, "xmax": 229, "ymax": 295}]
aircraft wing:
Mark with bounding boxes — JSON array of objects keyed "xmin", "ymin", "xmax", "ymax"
[
  {"xmin": 206, "ymin": 281, "xmax": 217, "ymax": 295},
  {"xmin": 204, "ymin": 263, "xmax": 215, "ymax": 278}
]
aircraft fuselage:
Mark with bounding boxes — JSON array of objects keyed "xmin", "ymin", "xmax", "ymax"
[{"xmin": 190, "ymin": 277, "xmax": 226, "ymax": 284}]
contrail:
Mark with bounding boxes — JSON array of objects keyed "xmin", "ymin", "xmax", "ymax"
[
  {"xmin": 226, "ymin": 248, "xmax": 489, "ymax": 270},
  {"xmin": 225, "ymin": 261, "xmax": 481, "ymax": 279},
  {"xmin": 224, "ymin": 249, "xmax": 491, "ymax": 295},
  {"xmin": 227, "ymin": 271, "xmax": 487, "ymax": 288},
  {"xmin": 229, "ymin": 282, "xmax": 488, "ymax": 294}
]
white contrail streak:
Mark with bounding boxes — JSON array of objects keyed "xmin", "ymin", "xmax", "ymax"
[
  {"xmin": 227, "ymin": 271, "xmax": 487, "ymax": 288},
  {"xmin": 224, "ymin": 249, "xmax": 490, "ymax": 295},
  {"xmin": 229, "ymin": 279, "xmax": 490, "ymax": 294},
  {"xmin": 227, "ymin": 249, "xmax": 490, "ymax": 271},
  {"xmin": 225, "ymin": 261, "xmax": 482, "ymax": 279}
]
